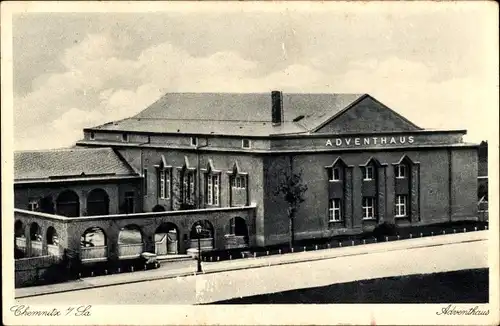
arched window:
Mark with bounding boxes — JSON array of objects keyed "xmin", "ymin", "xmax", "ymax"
[
  {"xmin": 56, "ymin": 190, "xmax": 80, "ymax": 217},
  {"xmin": 46, "ymin": 226, "xmax": 59, "ymax": 245},
  {"xmin": 15, "ymin": 220, "xmax": 25, "ymax": 238},
  {"xmin": 30, "ymin": 222, "xmax": 41, "ymax": 241},
  {"xmin": 87, "ymin": 189, "xmax": 109, "ymax": 216}
]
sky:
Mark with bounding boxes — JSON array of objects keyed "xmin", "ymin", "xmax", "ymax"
[{"xmin": 10, "ymin": 2, "xmax": 498, "ymax": 150}]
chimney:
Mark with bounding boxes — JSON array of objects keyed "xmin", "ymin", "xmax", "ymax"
[{"xmin": 271, "ymin": 90, "xmax": 283, "ymax": 126}]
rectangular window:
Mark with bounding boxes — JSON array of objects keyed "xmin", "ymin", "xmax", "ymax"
[
  {"xmin": 125, "ymin": 191, "xmax": 135, "ymax": 214},
  {"xmin": 232, "ymin": 175, "xmax": 247, "ymax": 189},
  {"xmin": 158, "ymin": 169, "xmax": 171, "ymax": 200},
  {"xmin": 165, "ymin": 170, "xmax": 171, "ymax": 200},
  {"xmin": 396, "ymin": 164, "xmax": 407, "ymax": 179},
  {"xmin": 90, "ymin": 132, "xmax": 95, "ymax": 140},
  {"xmin": 159, "ymin": 170, "xmax": 165, "ymax": 199},
  {"xmin": 362, "ymin": 197, "xmax": 375, "ymax": 220},
  {"xmin": 242, "ymin": 139, "xmax": 251, "ymax": 149},
  {"xmin": 328, "ymin": 198, "xmax": 342, "ymax": 222},
  {"xmin": 395, "ymin": 195, "xmax": 407, "ymax": 217},
  {"xmin": 206, "ymin": 174, "xmax": 220, "ymax": 205},
  {"xmin": 143, "ymin": 168, "xmax": 148, "ymax": 194},
  {"xmin": 122, "ymin": 133, "xmax": 129, "ymax": 142},
  {"xmin": 328, "ymin": 167, "xmax": 341, "ymax": 181},
  {"xmin": 363, "ymin": 166, "xmax": 374, "ymax": 181},
  {"xmin": 183, "ymin": 171, "xmax": 195, "ymax": 202},
  {"xmin": 191, "ymin": 137, "xmax": 198, "ymax": 147}
]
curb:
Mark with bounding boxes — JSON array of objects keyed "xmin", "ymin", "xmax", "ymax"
[{"xmin": 15, "ymin": 232, "xmax": 487, "ymax": 299}]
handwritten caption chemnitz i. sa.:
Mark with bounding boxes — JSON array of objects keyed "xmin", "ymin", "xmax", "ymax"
[{"xmin": 11, "ymin": 305, "xmax": 92, "ymax": 317}]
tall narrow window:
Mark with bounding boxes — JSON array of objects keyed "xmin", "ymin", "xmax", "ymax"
[
  {"xmin": 122, "ymin": 133, "xmax": 129, "ymax": 142},
  {"xmin": 395, "ymin": 195, "xmax": 407, "ymax": 217},
  {"xmin": 363, "ymin": 166, "xmax": 374, "ymax": 181},
  {"xmin": 143, "ymin": 168, "xmax": 148, "ymax": 194},
  {"xmin": 191, "ymin": 137, "xmax": 198, "ymax": 147},
  {"xmin": 125, "ymin": 191, "xmax": 135, "ymax": 214},
  {"xmin": 396, "ymin": 164, "xmax": 407, "ymax": 179},
  {"xmin": 158, "ymin": 169, "xmax": 172, "ymax": 200},
  {"xmin": 328, "ymin": 198, "xmax": 342, "ymax": 222},
  {"xmin": 206, "ymin": 174, "xmax": 220, "ymax": 205},
  {"xmin": 362, "ymin": 197, "xmax": 375, "ymax": 220},
  {"xmin": 159, "ymin": 170, "xmax": 165, "ymax": 199},
  {"xmin": 165, "ymin": 170, "xmax": 171, "ymax": 200},
  {"xmin": 90, "ymin": 132, "xmax": 95, "ymax": 140}
]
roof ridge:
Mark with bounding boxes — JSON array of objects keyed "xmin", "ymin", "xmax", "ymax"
[{"xmin": 15, "ymin": 147, "xmax": 114, "ymax": 154}]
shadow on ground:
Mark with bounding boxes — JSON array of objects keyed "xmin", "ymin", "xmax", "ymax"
[{"xmin": 210, "ymin": 268, "xmax": 489, "ymax": 304}]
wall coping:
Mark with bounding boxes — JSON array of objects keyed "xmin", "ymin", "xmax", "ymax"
[{"xmin": 14, "ymin": 205, "xmax": 257, "ymax": 223}]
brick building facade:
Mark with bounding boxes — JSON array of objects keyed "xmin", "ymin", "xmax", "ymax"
[{"xmin": 14, "ymin": 91, "xmax": 480, "ymax": 259}]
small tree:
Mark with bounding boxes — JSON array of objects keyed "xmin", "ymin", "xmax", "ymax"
[{"xmin": 274, "ymin": 169, "xmax": 308, "ymax": 249}]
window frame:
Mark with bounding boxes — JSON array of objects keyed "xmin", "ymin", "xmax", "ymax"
[
  {"xmin": 396, "ymin": 164, "xmax": 407, "ymax": 179},
  {"xmin": 362, "ymin": 197, "xmax": 375, "ymax": 220},
  {"xmin": 90, "ymin": 132, "xmax": 95, "ymax": 140},
  {"xmin": 124, "ymin": 191, "xmax": 135, "ymax": 214},
  {"xmin": 122, "ymin": 133, "xmax": 129, "ymax": 142},
  {"xmin": 206, "ymin": 173, "xmax": 221, "ymax": 205},
  {"xmin": 28, "ymin": 198, "xmax": 39, "ymax": 211},
  {"xmin": 158, "ymin": 169, "xmax": 172, "ymax": 200},
  {"xmin": 395, "ymin": 195, "xmax": 407, "ymax": 217},
  {"xmin": 328, "ymin": 167, "xmax": 341, "ymax": 182},
  {"xmin": 363, "ymin": 166, "xmax": 374, "ymax": 181},
  {"xmin": 191, "ymin": 137, "xmax": 198, "ymax": 147},
  {"xmin": 328, "ymin": 198, "xmax": 342, "ymax": 222},
  {"xmin": 242, "ymin": 139, "xmax": 251, "ymax": 149},
  {"xmin": 232, "ymin": 175, "xmax": 246, "ymax": 189}
]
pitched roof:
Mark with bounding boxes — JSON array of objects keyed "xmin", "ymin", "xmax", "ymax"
[
  {"xmin": 88, "ymin": 92, "xmax": 366, "ymax": 136},
  {"xmin": 14, "ymin": 147, "xmax": 137, "ymax": 181}
]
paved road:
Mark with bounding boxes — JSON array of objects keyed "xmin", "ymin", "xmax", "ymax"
[{"xmin": 16, "ymin": 239, "xmax": 487, "ymax": 304}]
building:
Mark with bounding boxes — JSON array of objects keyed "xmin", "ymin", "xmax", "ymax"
[
  {"xmin": 478, "ymin": 141, "xmax": 488, "ymax": 220},
  {"xmin": 14, "ymin": 91, "xmax": 480, "ymax": 263}
]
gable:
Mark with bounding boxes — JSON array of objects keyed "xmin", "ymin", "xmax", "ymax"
[{"xmin": 313, "ymin": 96, "xmax": 421, "ymax": 134}]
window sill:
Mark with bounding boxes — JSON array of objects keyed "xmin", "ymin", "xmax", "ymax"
[
  {"xmin": 395, "ymin": 177, "xmax": 406, "ymax": 180},
  {"xmin": 395, "ymin": 215, "xmax": 408, "ymax": 219},
  {"xmin": 328, "ymin": 180, "xmax": 341, "ymax": 183},
  {"xmin": 363, "ymin": 179, "xmax": 373, "ymax": 182},
  {"xmin": 328, "ymin": 220, "xmax": 343, "ymax": 224},
  {"xmin": 362, "ymin": 218, "xmax": 376, "ymax": 221}
]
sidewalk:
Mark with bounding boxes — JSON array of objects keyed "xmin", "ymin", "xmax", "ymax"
[{"xmin": 15, "ymin": 230, "xmax": 488, "ymax": 299}]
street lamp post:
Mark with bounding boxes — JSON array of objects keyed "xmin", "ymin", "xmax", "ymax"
[{"xmin": 195, "ymin": 224, "xmax": 202, "ymax": 273}]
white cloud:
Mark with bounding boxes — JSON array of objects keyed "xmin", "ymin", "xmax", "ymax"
[{"xmin": 14, "ymin": 33, "xmax": 494, "ymax": 150}]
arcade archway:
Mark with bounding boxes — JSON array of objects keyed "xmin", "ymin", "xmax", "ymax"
[{"xmin": 155, "ymin": 222, "xmax": 179, "ymax": 255}]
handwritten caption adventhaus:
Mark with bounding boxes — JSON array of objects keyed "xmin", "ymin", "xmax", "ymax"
[
  {"xmin": 326, "ymin": 136, "xmax": 415, "ymax": 147},
  {"xmin": 10, "ymin": 305, "xmax": 92, "ymax": 317}
]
